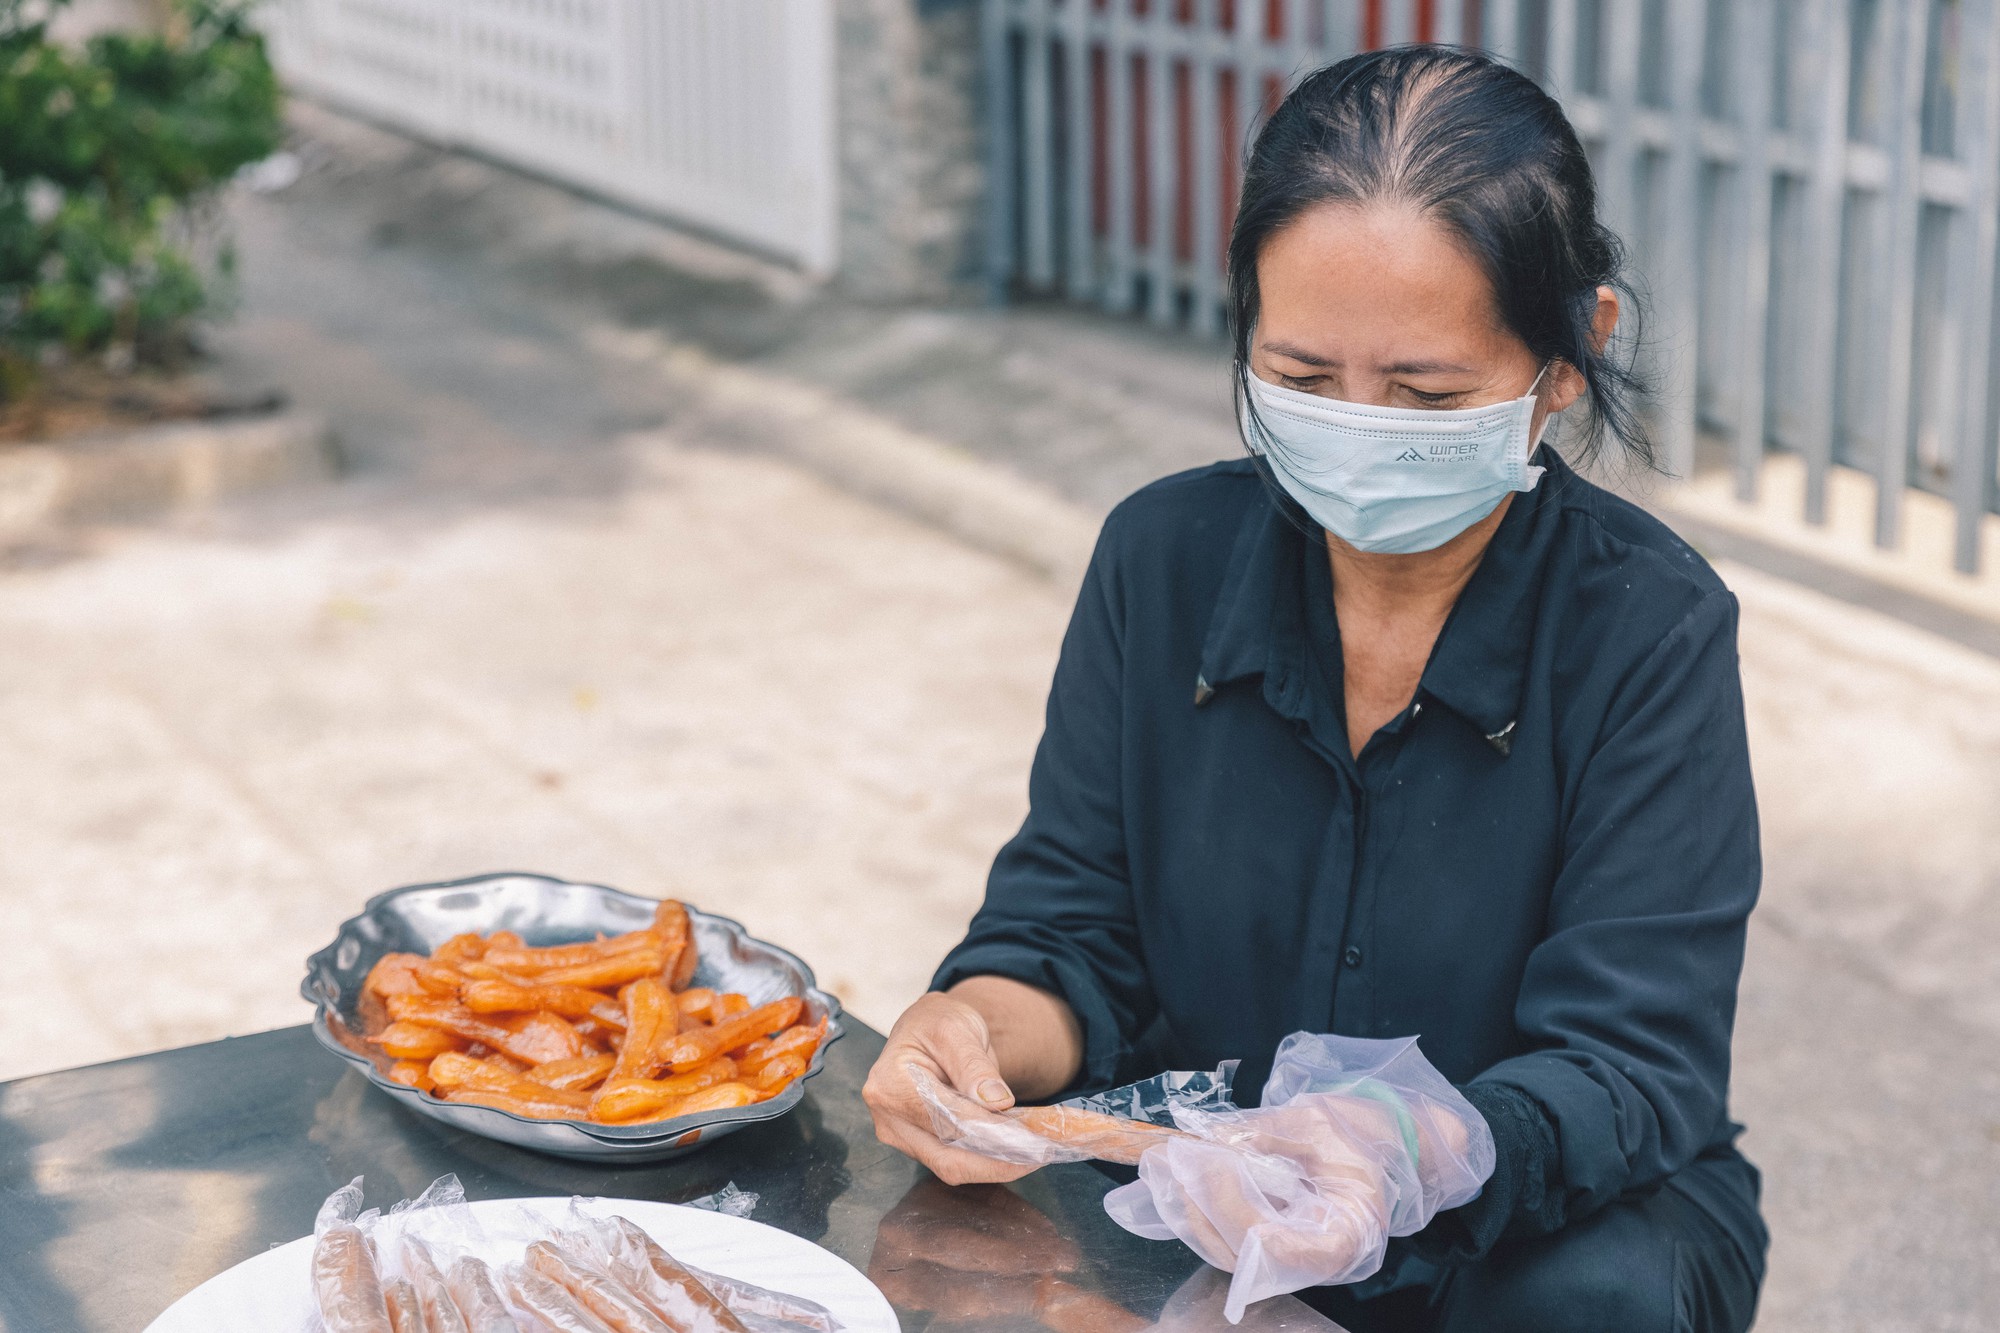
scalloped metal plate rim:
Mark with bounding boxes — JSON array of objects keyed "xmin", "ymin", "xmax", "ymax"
[{"xmin": 300, "ymin": 871, "xmax": 845, "ymax": 1156}]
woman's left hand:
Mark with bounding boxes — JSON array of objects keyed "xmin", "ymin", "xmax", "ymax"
[
  {"xmin": 1102, "ymin": 1086, "xmax": 1486, "ymax": 1320},
  {"xmin": 1109, "ymin": 1097, "xmax": 1396, "ymax": 1276},
  {"xmin": 1197, "ymin": 1088, "xmax": 1475, "ymax": 1209}
]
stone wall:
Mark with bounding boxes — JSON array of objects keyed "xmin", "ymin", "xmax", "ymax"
[{"xmin": 834, "ymin": 0, "xmax": 988, "ymax": 303}]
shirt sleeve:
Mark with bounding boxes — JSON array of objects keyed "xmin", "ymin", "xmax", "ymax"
[
  {"xmin": 931, "ymin": 515, "xmax": 1157, "ymax": 1092},
  {"xmin": 1449, "ymin": 588, "xmax": 1760, "ymax": 1242},
  {"xmin": 1410, "ymin": 1082, "xmax": 1565, "ymax": 1263}
]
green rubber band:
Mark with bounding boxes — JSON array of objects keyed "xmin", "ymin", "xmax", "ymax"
[{"xmin": 1337, "ymin": 1078, "xmax": 1421, "ymax": 1170}]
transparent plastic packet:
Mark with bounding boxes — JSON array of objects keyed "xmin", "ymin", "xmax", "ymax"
[
  {"xmin": 306, "ymin": 1174, "xmax": 525, "ymax": 1333},
  {"xmin": 551, "ymin": 1207, "xmax": 745, "ymax": 1333},
  {"xmin": 683, "ymin": 1182, "xmax": 760, "ymax": 1219},
  {"xmin": 1103, "ymin": 1034, "xmax": 1495, "ymax": 1322},
  {"xmin": 309, "ymin": 1178, "xmax": 394, "ymax": 1333},
  {"xmin": 469, "ymin": 1197, "xmax": 732, "ymax": 1333},
  {"xmin": 563, "ymin": 1199, "xmax": 848, "ymax": 1332},
  {"xmin": 377, "ymin": 1175, "xmax": 507, "ymax": 1333},
  {"xmin": 444, "ymin": 1252, "xmax": 523, "ymax": 1333},
  {"xmin": 909, "ymin": 1064, "xmax": 1235, "ymax": 1167},
  {"xmin": 681, "ymin": 1263, "xmax": 843, "ymax": 1333},
  {"xmin": 501, "ymin": 1260, "xmax": 621, "ymax": 1333},
  {"xmin": 1064, "ymin": 1063, "xmax": 1239, "ymax": 1124},
  {"xmin": 308, "ymin": 1178, "xmax": 849, "ymax": 1333},
  {"xmin": 524, "ymin": 1235, "xmax": 675, "ymax": 1332},
  {"xmin": 381, "ymin": 1278, "xmax": 424, "ymax": 1333},
  {"xmin": 398, "ymin": 1235, "xmax": 472, "ymax": 1333}
]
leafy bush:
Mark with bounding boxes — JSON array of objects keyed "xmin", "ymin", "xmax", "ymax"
[{"xmin": 0, "ymin": 0, "xmax": 282, "ymax": 395}]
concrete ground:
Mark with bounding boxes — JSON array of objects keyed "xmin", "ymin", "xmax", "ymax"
[
  {"xmin": 2, "ymin": 103, "xmax": 1997, "ymax": 1329},
  {"xmin": 0, "ymin": 439, "xmax": 1064, "ymax": 1073}
]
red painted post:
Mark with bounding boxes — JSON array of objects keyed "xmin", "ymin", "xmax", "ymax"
[
  {"xmin": 1133, "ymin": 51, "xmax": 1151, "ymax": 248},
  {"xmin": 1092, "ymin": 44, "xmax": 1109, "ymax": 236}
]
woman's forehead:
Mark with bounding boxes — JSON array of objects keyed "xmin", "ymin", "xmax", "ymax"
[{"xmin": 1255, "ymin": 201, "xmax": 1508, "ymax": 364}]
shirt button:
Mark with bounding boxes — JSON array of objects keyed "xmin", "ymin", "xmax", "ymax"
[{"xmin": 1343, "ymin": 947, "xmax": 1364, "ymax": 968}]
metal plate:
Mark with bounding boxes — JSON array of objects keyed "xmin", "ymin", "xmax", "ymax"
[{"xmin": 300, "ymin": 871, "xmax": 844, "ymax": 1162}]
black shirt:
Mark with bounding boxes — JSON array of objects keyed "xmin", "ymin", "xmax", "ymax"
[{"xmin": 934, "ymin": 452, "xmax": 1761, "ymax": 1256}]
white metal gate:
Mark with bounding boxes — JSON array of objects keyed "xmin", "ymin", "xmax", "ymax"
[
  {"xmin": 987, "ymin": 0, "xmax": 2000, "ymax": 574},
  {"xmin": 262, "ymin": 0, "xmax": 839, "ymax": 275}
]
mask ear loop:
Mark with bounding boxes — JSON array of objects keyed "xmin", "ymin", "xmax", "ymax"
[{"xmin": 1523, "ymin": 361, "xmax": 1555, "ymax": 452}]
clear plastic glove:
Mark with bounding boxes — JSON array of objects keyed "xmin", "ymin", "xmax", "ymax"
[{"xmin": 1102, "ymin": 1033, "xmax": 1494, "ymax": 1323}]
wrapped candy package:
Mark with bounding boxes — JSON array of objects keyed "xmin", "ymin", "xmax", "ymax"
[{"xmin": 302, "ymin": 1176, "xmax": 846, "ymax": 1333}]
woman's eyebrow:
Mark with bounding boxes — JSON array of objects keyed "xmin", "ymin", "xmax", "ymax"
[
  {"xmin": 1260, "ymin": 340, "xmax": 1339, "ymax": 367},
  {"xmin": 1261, "ymin": 343, "xmax": 1475, "ymax": 376},
  {"xmin": 1380, "ymin": 359, "xmax": 1477, "ymax": 375}
]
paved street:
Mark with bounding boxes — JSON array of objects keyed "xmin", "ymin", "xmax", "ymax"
[
  {"xmin": 0, "ymin": 434, "xmax": 1065, "ymax": 1073},
  {"xmin": 1, "ymin": 105, "xmax": 1996, "ymax": 1329}
]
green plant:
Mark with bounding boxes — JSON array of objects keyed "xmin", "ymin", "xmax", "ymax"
[{"xmin": 0, "ymin": 0, "xmax": 282, "ymax": 393}]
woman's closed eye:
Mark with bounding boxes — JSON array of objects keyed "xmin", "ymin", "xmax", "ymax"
[
  {"xmin": 1268, "ymin": 371, "xmax": 1480, "ymax": 406},
  {"xmin": 1401, "ymin": 385, "xmax": 1470, "ymax": 408}
]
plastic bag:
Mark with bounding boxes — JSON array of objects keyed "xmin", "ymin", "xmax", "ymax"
[
  {"xmin": 909, "ymin": 1065, "xmax": 1225, "ymax": 1167},
  {"xmin": 303, "ymin": 1176, "xmax": 842, "ymax": 1333},
  {"xmin": 681, "ymin": 1264, "xmax": 842, "ymax": 1333},
  {"xmin": 684, "ymin": 1182, "xmax": 760, "ymax": 1219},
  {"xmin": 378, "ymin": 1176, "xmax": 504, "ymax": 1333},
  {"xmin": 1103, "ymin": 1033, "xmax": 1494, "ymax": 1322},
  {"xmin": 526, "ymin": 1237, "xmax": 677, "ymax": 1332},
  {"xmin": 400, "ymin": 1237, "xmax": 472, "ymax": 1333},
  {"xmin": 381, "ymin": 1279, "xmax": 423, "ymax": 1333},
  {"xmin": 558, "ymin": 1208, "xmax": 750, "ymax": 1333},
  {"xmin": 502, "ymin": 1262, "xmax": 620, "ymax": 1332},
  {"xmin": 445, "ymin": 1255, "xmax": 523, "ymax": 1333},
  {"xmin": 311, "ymin": 1178, "xmax": 395, "ymax": 1333},
  {"xmin": 1065, "ymin": 1063, "xmax": 1239, "ymax": 1124},
  {"xmin": 564, "ymin": 1200, "xmax": 848, "ymax": 1332},
  {"xmin": 307, "ymin": 1175, "xmax": 521, "ymax": 1333}
]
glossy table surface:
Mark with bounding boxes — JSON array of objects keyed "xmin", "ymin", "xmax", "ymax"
[{"xmin": 0, "ymin": 1022, "xmax": 1341, "ymax": 1331}]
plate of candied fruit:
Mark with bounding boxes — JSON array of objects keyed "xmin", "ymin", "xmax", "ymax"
[
  {"xmin": 146, "ymin": 1175, "xmax": 896, "ymax": 1332},
  {"xmin": 303, "ymin": 872, "xmax": 843, "ymax": 1161}
]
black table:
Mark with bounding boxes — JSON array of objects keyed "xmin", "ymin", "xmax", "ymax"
[{"xmin": 0, "ymin": 1022, "xmax": 1341, "ymax": 1331}]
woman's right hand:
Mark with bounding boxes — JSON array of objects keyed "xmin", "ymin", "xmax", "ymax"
[{"xmin": 862, "ymin": 991, "xmax": 1038, "ymax": 1185}]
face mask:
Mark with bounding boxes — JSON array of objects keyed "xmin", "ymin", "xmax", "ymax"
[{"xmin": 1241, "ymin": 366, "xmax": 1550, "ymax": 554}]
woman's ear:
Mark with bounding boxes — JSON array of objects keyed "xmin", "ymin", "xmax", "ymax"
[
  {"xmin": 1541, "ymin": 286, "xmax": 1621, "ymax": 416},
  {"xmin": 1590, "ymin": 284, "xmax": 1621, "ymax": 355},
  {"xmin": 1544, "ymin": 362, "xmax": 1585, "ymax": 414}
]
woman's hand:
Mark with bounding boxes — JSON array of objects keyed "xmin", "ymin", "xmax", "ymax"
[
  {"xmin": 1102, "ymin": 1078, "xmax": 1490, "ymax": 1320},
  {"xmin": 863, "ymin": 978, "xmax": 1084, "ymax": 1185},
  {"xmin": 863, "ymin": 992, "xmax": 1037, "ymax": 1185},
  {"xmin": 1103, "ymin": 1103, "xmax": 1398, "ymax": 1320}
]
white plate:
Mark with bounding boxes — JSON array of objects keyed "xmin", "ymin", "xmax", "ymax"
[{"xmin": 145, "ymin": 1195, "xmax": 898, "ymax": 1332}]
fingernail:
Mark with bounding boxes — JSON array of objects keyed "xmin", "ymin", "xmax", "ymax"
[{"xmin": 977, "ymin": 1079, "xmax": 1010, "ymax": 1105}]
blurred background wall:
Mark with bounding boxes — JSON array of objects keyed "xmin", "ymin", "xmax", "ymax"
[
  {"xmin": 246, "ymin": 0, "xmax": 2000, "ymax": 591},
  {"xmin": 254, "ymin": 0, "xmax": 990, "ymax": 301}
]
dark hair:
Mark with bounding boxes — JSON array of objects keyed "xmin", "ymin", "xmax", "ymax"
[{"xmin": 1230, "ymin": 45, "xmax": 1652, "ymax": 473}]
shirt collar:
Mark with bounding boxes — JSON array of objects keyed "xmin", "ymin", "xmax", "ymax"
[
  {"xmin": 1195, "ymin": 451, "xmax": 1567, "ymax": 752},
  {"xmin": 1193, "ymin": 497, "xmax": 1288, "ymax": 704}
]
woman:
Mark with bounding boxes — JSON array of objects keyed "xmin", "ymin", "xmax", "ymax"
[{"xmin": 863, "ymin": 46, "xmax": 1766, "ymax": 1333}]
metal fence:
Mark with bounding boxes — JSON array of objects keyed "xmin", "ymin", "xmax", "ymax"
[
  {"xmin": 262, "ymin": 0, "xmax": 840, "ymax": 275},
  {"xmin": 984, "ymin": 0, "xmax": 2000, "ymax": 574}
]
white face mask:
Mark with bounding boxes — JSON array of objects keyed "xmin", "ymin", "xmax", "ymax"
[{"xmin": 1241, "ymin": 365, "xmax": 1551, "ymax": 554}]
